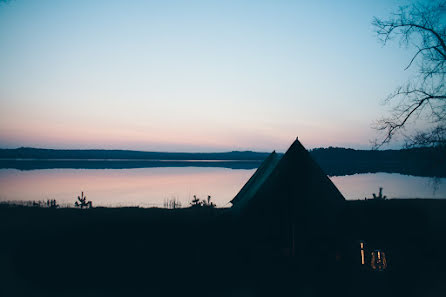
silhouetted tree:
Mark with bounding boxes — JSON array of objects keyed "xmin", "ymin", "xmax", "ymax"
[
  {"xmin": 372, "ymin": 187, "xmax": 387, "ymax": 200},
  {"xmin": 372, "ymin": 1, "xmax": 446, "ymax": 148},
  {"xmin": 74, "ymin": 192, "xmax": 92, "ymax": 209},
  {"xmin": 190, "ymin": 195, "xmax": 201, "ymax": 207}
]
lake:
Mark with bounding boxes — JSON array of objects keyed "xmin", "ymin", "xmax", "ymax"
[{"xmin": 0, "ymin": 167, "xmax": 445, "ymax": 207}]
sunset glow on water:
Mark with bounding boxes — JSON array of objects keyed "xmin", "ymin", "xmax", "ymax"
[
  {"xmin": 0, "ymin": 168, "xmax": 444, "ymax": 207},
  {"xmin": 0, "ymin": 168, "xmax": 254, "ymax": 207}
]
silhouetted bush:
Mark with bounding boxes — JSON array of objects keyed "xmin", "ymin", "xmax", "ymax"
[
  {"xmin": 365, "ymin": 187, "xmax": 387, "ymax": 200},
  {"xmin": 203, "ymin": 195, "xmax": 216, "ymax": 208},
  {"xmin": 189, "ymin": 195, "xmax": 215, "ymax": 208}
]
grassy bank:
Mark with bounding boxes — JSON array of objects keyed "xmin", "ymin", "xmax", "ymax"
[{"xmin": 0, "ymin": 199, "xmax": 445, "ymax": 296}]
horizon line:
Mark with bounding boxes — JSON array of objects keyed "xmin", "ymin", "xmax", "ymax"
[{"xmin": 0, "ymin": 145, "xmax": 415, "ymax": 154}]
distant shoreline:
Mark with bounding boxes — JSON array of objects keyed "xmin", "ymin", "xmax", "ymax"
[
  {"xmin": 0, "ymin": 146, "xmax": 445, "ymax": 177},
  {"xmin": 1, "ymin": 159, "xmax": 445, "ymax": 178},
  {"xmin": 0, "ymin": 159, "xmax": 263, "ymax": 171},
  {"xmin": 0, "ymin": 158, "xmax": 263, "ymax": 162},
  {"xmin": 0, "ymin": 148, "xmax": 272, "ymax": 160}
]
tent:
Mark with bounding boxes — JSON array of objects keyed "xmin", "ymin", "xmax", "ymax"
[
  {"xmin": 231, "ymin": 138, "xmax": 346, "ymax": 252},
  {"xmin": 231, "ymin": 137, "xmax": 345, "ymax": 212}
]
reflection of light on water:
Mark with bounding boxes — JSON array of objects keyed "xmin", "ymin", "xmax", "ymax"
[
  {"xmin": 330, "ymin": 173, "xmax": 446, "ymax": 200},
  {"xmin": 0, "ymin": 169, "xmax": 445, "ymax": 207},
  {"xmin": 0, "ymin": 168, "xmax": 255, "ymax": 207}
]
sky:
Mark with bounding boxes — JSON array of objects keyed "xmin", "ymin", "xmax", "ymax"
[{"xmin": 0, "ymin": 0, "xmax": 421, "ymax": 152}]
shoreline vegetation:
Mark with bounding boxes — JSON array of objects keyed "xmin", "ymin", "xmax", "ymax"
[{"xmin": 0, "ymin": 146, "xmax": 445, "ymax": 177}]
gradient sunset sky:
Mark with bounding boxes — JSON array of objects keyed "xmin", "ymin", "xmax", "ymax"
[{"xmin": 0, "ymin": 0, "xmax": 420, "ymax": 152}]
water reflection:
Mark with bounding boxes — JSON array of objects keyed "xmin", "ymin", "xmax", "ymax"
[
  {"xmin": 330, "ymin": 173, "xmax": 446, "ymax": 199},
  {"xmin": 0, "ymin": 168, "xmax": 255, "ymax": 207},
  {"xmin": 0, "ymin": 169, "xmax": 445, "ymax": 207}
]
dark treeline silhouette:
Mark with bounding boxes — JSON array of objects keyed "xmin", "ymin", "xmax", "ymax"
[
  {"xmin": 0, "ymin": 159, "xmax": 263, "ymax": 170},
  {"xmin": 1, "ymin": 146, "xmax": 445, "ymax": 177},
  {"xmin": 311, "ymin": 146, "xmax": 446, "ymax": 177},
  {"xmin": 0, "ymin": 147, "xmax": 270, "ymax": 160}
]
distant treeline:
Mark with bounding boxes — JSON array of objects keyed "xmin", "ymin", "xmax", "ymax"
[
  {"xmin": 0, "ymin": 147, "xmax": 270, "ymax": 160},
  {"xmin": 0, "ymin": 159, "xmax": 262, "ymax": 170},
  {"xmin": 311, "ymin": 146, "xmax": 446, "ymax": 177},
  {"xmin": 0, "ymin": 146, "xmax": 445, "ymax": 177}
]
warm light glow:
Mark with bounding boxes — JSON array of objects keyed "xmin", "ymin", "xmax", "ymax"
[
  {"xmin": 371, "ymin": 249, "xmax": 387, "ymax": 271},
  {"xmin": 360, "ymin": 242, "xmax": 365, "ymax": 265}
]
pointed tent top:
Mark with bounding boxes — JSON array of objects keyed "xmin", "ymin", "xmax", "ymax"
[{"xmin": 231, "ymin": 137, "xmax": 344, "ymax": 212}]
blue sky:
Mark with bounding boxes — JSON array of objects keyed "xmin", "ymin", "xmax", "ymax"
[{"xmin": 0, "ymin": 0, "xmax": 419, "ymax": 152}]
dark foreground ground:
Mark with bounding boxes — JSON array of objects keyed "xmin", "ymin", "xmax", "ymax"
[{"xmin": 1, "ymin": 199, "xmax": 446, "ymax": 297}]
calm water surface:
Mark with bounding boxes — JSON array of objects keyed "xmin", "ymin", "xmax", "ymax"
[{"xmin": 0, "ymin": 168, "xmax": 445, "ymax": 207}]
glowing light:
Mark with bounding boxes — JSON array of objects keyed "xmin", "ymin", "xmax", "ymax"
[
  {"xmin": 371, "ymin": 249, "xmax": 387, "ymax": 271},
  {"xmin": 360, "ymin": 241, "xmax": 365, "ymax": 265}
]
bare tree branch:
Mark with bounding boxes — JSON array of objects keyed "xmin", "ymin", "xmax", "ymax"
[{"xmin": 372, "ymin": 1, "xmax": 446, "ymax": 148}]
